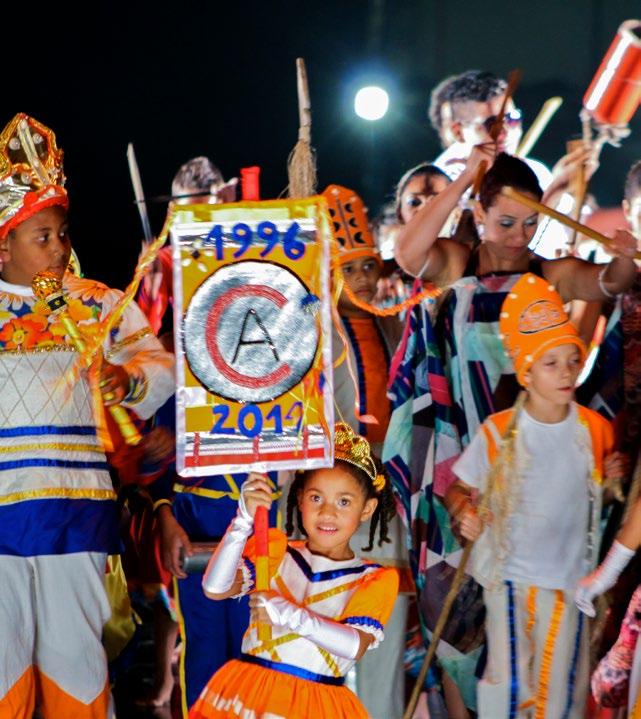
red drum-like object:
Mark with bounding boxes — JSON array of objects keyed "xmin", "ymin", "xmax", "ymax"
[
  {"xmin": 584, "ymin": 19, "xmax": 641, "ymax": 125},
  {"xmin": 241, "ymin": 165, "xmax": 261, "ymax": 201}
]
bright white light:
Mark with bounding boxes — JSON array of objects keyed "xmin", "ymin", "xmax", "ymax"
[{"xmin": 354, "ymin": 86, "xmax": 389, "ymax": 121}]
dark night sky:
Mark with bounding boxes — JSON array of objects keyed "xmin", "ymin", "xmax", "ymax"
[{"xmin": 5, "ymin": 0, "xmax": 641, "ymax": 288}]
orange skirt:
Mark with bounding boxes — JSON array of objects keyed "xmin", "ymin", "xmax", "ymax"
[{"xmin": 189, "ymin": 658, "xmax": 369, "ymax": 719}]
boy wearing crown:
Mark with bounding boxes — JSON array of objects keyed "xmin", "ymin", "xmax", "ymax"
[
  {"xmin": 0, "ymin": 114, "xmax": 174, "ymax": 718},
  {"xmin": 323, "ymin": 184, "xmax": 402, "ymax": 452},
  {"xmin": 444, "ymin": 273, "xmax": 626, "ymax": 718},
  {"xmin": 321, "ymin": 184, "xmax": 409, "ymax": 718}
]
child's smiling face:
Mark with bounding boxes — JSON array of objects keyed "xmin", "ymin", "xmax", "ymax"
[{"xmin": 298, "ymin": 465, "xmax": 377, "ymax": 561}]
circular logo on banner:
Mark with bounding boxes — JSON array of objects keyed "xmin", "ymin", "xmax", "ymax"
[{"xmin": 184, "ymin": 260, "xmax": 319, "ymax": 403}]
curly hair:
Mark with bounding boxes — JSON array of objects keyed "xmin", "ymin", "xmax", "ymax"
[
  {"xmin": 429, "ymin": 70, "xmax": 507, "ymax": 134},
  {"xmin": 428, "ymin": 74, "xmax": 459, "ymax": 135},
  {"xmin": 479, "ymin": 152, "xmax": 542, "ymax": 210},
  {"xmin": 285, "ymin": 458, "xmax": 396, "ymax": 552}
]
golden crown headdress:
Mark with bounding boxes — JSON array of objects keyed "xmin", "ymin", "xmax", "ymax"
[
  {"xmin": 0, "ymin": 113, "xmax": 68, "ymax": 238},
  {"xmin": 334, "ymin": 422, "xmax": 386, "ymax": 493}
]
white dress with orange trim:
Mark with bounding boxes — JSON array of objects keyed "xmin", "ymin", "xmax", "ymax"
[{"xmin": 189, "ymin": 528, "xmax": 399, "ymax": 719}]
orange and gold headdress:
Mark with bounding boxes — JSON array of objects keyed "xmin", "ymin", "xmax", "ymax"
[
  {"xmin": 322, "ymin": 184, "xmax": 382, "ymax": 268},
  {"xmin": 499, "ymin": 273, "xmax": 586, "ymax": 386},
  {"xmin": 334, "ymin": 422, "xmax": 386, "ymax": 493},
  {"xmin": 0, "ymin": 113, "xmax": 68, "ymax": 238}
]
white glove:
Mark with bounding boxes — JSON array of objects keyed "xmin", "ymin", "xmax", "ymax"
[
  {"xmin": 575, "ymin": 541, "xmax": 636, "ymax": 617},
  {"xmin": 202, "ymin": 485, "xmax": 254, "ymax": 595},
  {"xmin": 255, "ymin": 594, "xmax": 362, "ymax": 660}
]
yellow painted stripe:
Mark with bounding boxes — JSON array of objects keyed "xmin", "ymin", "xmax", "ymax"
[
  {"xmin": 245, "ymin": 632, "xmax": 299, "ymax": 655},
  {"xmin": 0, "ymin": 488, "xmax": 116, "ymax": 504},
  {"xmin": 316, "ymin": 646, "xmax": 342, "ymax": 677},
  {"xmin": 274, "ymin": 575, "xmax": 297, "ymax": 604},
  {"xmin": 0, "ymin": 443, "xmax": 102, "ymax": 454},
  {"xmin": 172, "ymin": 481, "xmax": 281, "ymax": 502},
  {"xmin": 303, "ymin": 577, "xmax": 362, "ymax": 606},
  {"xmin": 172, "ymin": 484, "xmax": 236, "ymax": 501}
]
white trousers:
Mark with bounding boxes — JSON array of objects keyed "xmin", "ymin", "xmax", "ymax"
[
  {"xmin": 0, "ymin": 552, "xmax": 112, "ymax": 719},
  {"xmin": 479, "ymin": 582, "xmax": 588, "ymax": 719}
]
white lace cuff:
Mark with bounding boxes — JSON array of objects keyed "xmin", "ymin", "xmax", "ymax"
[{"xmin": 230, "ymin": 559, "xmax": 255, "ymax": 599}]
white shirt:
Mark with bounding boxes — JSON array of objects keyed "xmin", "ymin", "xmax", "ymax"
[
  {"xmin": 453, "ymin": 406, "xmax": 592, "ymax": 590},
  {"xmin": 433, "ymin": 143, "xmax": 552, "ymax": 188}
]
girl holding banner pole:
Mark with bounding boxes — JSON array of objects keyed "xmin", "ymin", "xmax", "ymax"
[{"xmin": 189, "ymin": 423, "xmax": 399, "ymax": 719}]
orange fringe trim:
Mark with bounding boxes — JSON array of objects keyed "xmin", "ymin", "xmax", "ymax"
[
  {"xmin": 535, "ymin": 589, "xmax": 565, "ymax": 719},
  {"xmin": 336, "ymin": 266, "xmax": 441, "ymax": 317},
  {"xmin": 526, "ymin": 585, "xmax": 538, "ymax": 647},
  {"xmin": 522, "ymin": 585, "xmax": 538, "ymax": 708},
  {"xmin": 519, "ymin": 698, "xmax": 536, "ymax": 711}
]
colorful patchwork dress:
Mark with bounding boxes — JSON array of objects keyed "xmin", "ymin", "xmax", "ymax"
[
  {"xmin": 383, "ymin": 255, "xmax": 545, "ymax": 708},
  {"xmin": 189, "ymin": 529, "xmax": 399, "ymax": 719}
]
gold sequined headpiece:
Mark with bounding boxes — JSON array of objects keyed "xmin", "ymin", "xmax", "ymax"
[
  {"xmin": 334, "ymin": 422, "xmax": 386, "ymax": 493},
  {"xmin": 0, "ymin": 113, "xmax": 68, "ymax": 238}
]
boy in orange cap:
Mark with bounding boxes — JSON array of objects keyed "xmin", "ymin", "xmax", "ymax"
[
  {"xmin": 323, "ymin": 184, "xmax": 408, "ymax": 718},
  {"xmin": 324, "ymin": 183, "xmax": 402, "ymax": 450},
  {"xmin": 444, "ymin": 272, "xmax": 626, "ymax": 718}
]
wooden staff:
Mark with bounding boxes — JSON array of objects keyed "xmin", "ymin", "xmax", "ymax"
[
  {"xmin": 501, "ymin": 186, "xmax": 641, "ymax": 260},
  {"xmin": 403, "ymin": 392, "xmax": 527, "ymax": 719},
  {"xmin": 451, "ymin": 70, "xmax": 520, "ymax": 245},
  {"xmin": 566, "ymin": 138, "xmax": 590, "ymax": 252},
  {"xmin": 516, "ymin": 97, "xmax": 563, "ymax": 158},
  {"xmin": 287, "ymin": 58, "xmax": 316, "ymax": 198},
  {"xmin": 451, "ymin": 161, "xmax": 488, "ymax": 246},
  {"xmin": 239, "ymin": 168, "xmax": 272, "ymax": 644},
  {"xmin": 402, "ymin": 542, "xmax": 473, "ymax": 719},
  {"xmin": 489, "ymin": 69, "xmax": 522, "ymax": 142}
]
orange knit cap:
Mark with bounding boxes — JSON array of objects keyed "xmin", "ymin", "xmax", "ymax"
[
  {"xmin": 499, "ymin": 273, "xmax": 587, "ymax": 386},
  {"xmin": 322, "ymin": 184, "xmax": 383, "ymax": 267}
]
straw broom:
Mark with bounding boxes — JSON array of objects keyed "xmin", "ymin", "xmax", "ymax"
[{"xmin": 288, "ymin": 58, "xmax": 317, "ymax": 198}]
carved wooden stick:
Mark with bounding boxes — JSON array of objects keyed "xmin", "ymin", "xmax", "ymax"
[
  {"xmin": 502, "ymin": 186, "xmax": 641, "ymax": 260},
  {"xmin": 516, "ymin": 97, "xmax": 563, "ymax": 158}
]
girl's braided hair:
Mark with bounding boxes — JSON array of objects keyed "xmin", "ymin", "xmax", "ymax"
[{"xmin": 285, "ymin": 456, "xmax": 396, "ymax": 552}]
